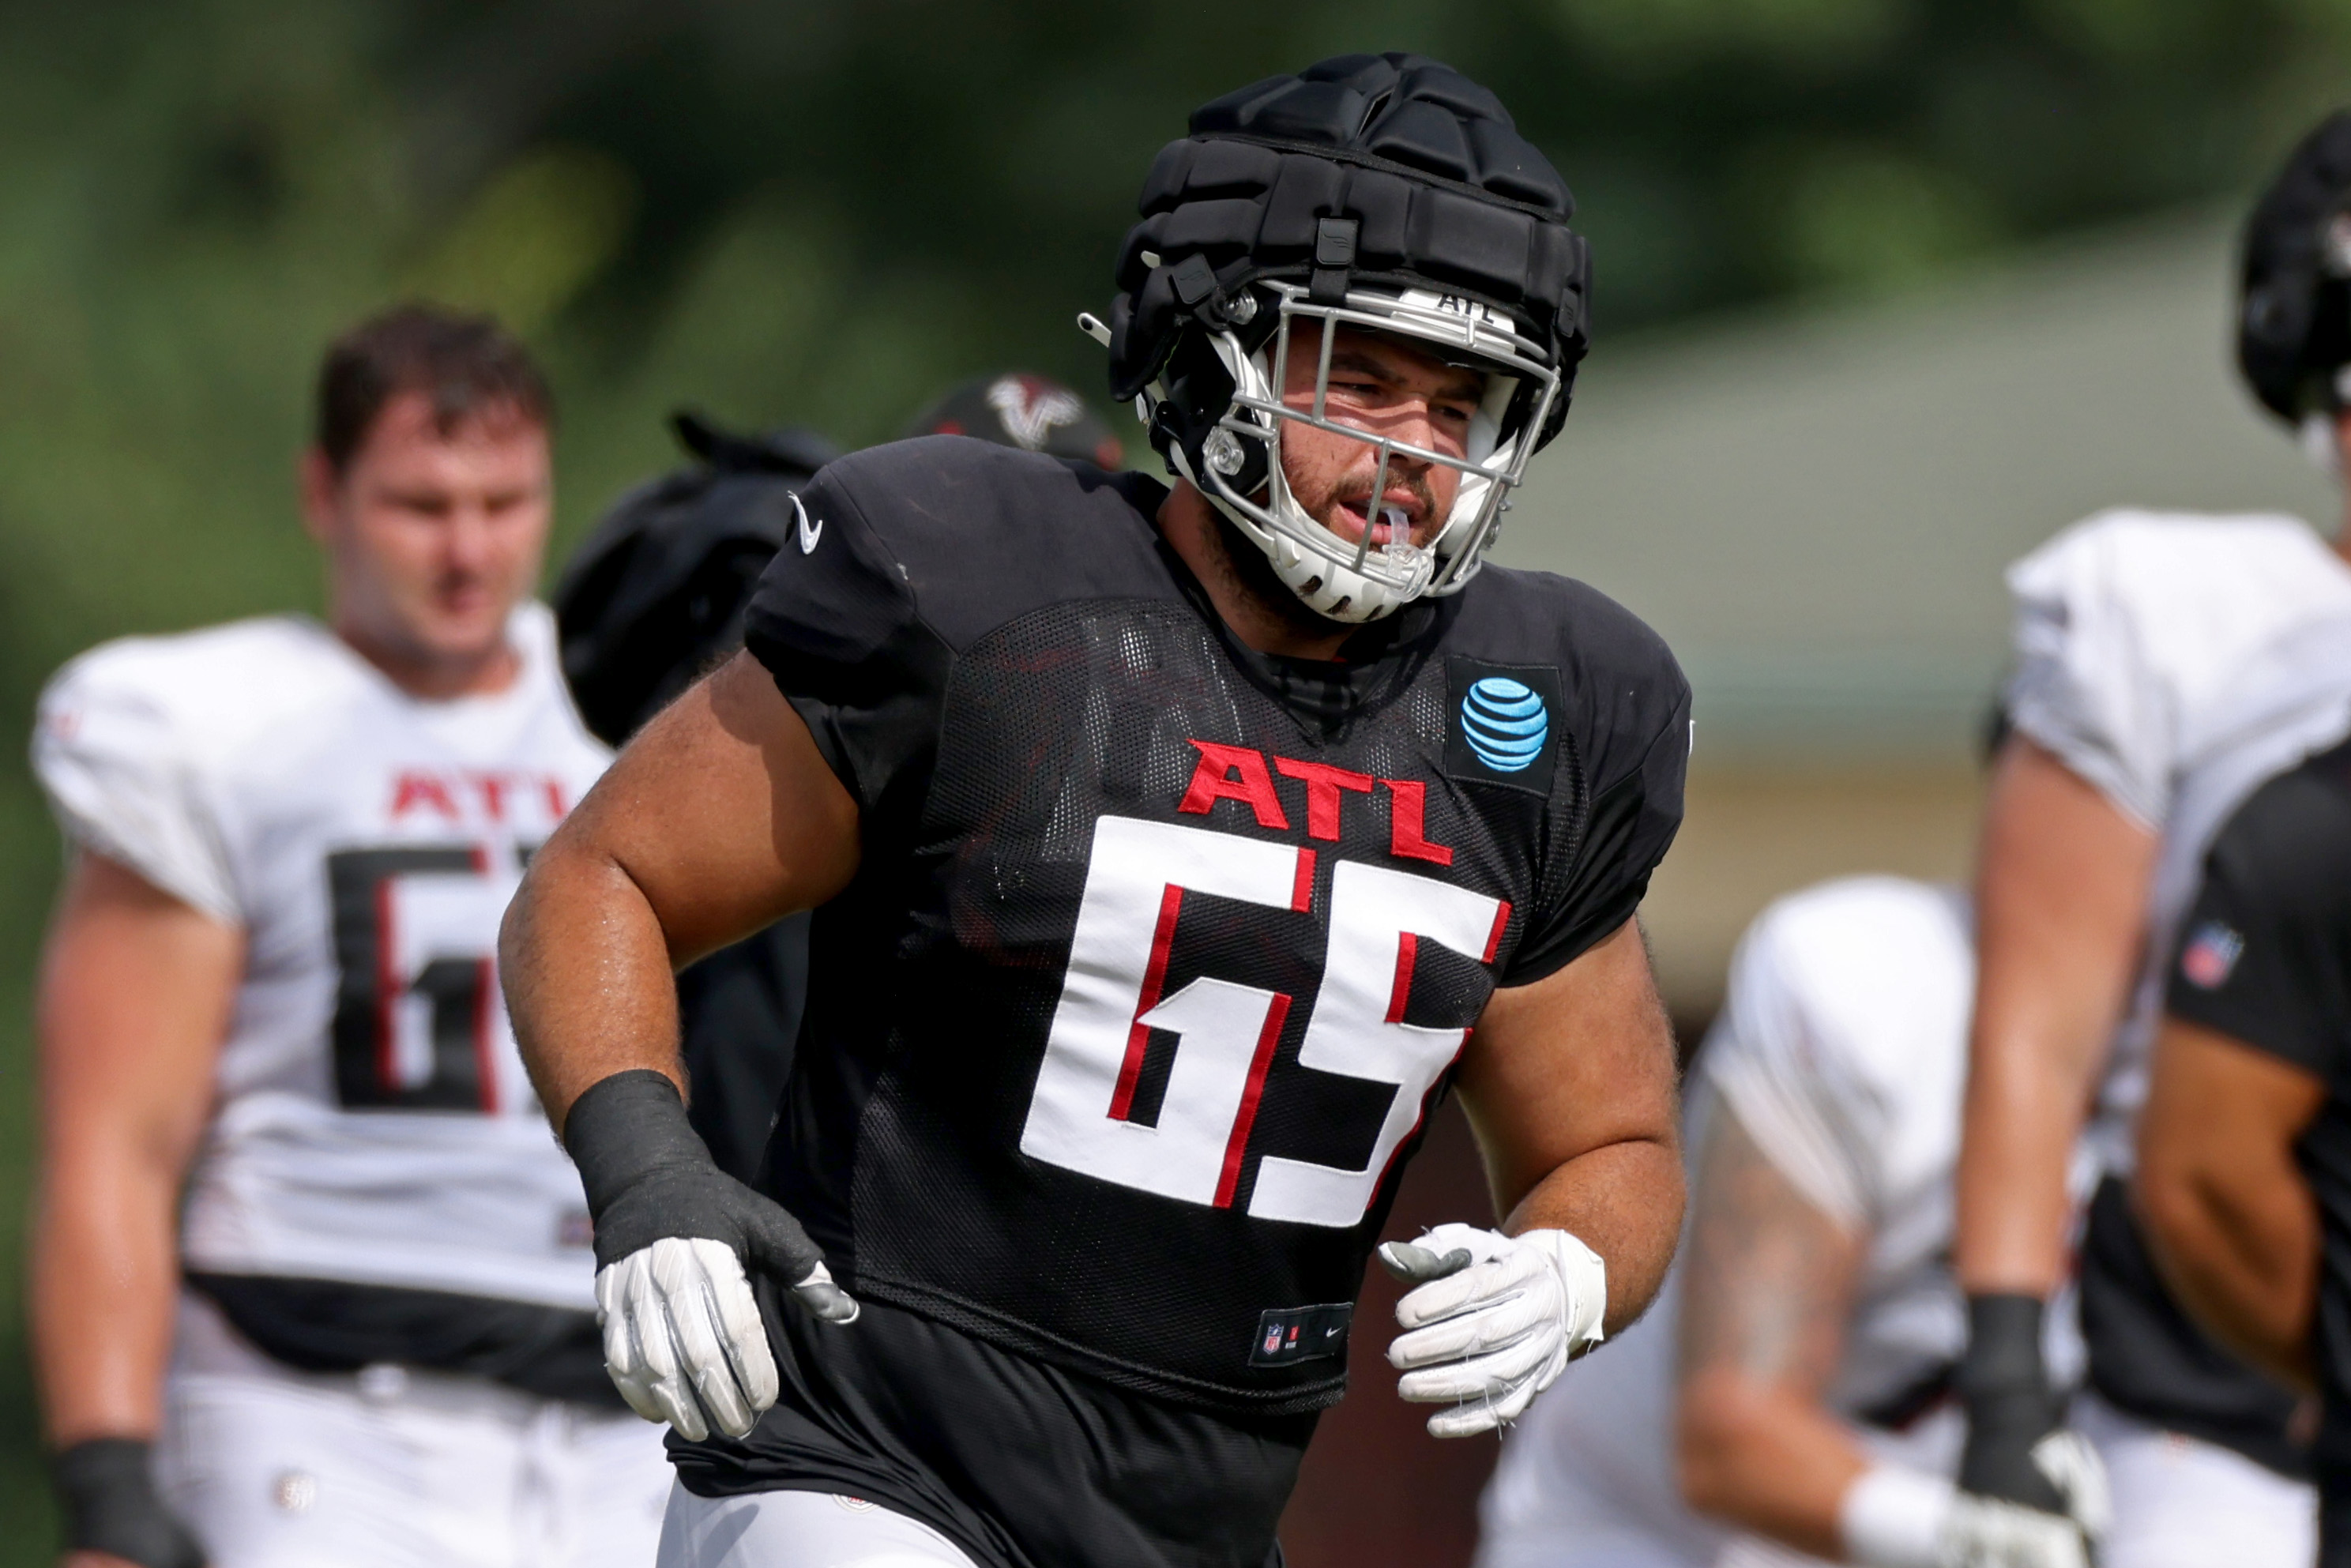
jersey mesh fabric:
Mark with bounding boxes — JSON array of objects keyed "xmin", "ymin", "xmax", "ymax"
[
  {"xmin": 705, "ymin": 434, "xmax": 1683, "ymax": 1561},
  {"xmin": 691, "ymin": 438, "xmax": 1686, "ymax": 1558},
  {"xmin": 841, "ymin": 596, "xmax": 1550, "ymax": 1406},
  {"xmin": 673, "ymin": 1293, "xmax": 1311, "ymax": 1568},
  {"xmin": 2000, "ymin": 509, "xmax": 2351, "ymax": 1180},
  {"xmin": 736, "ymin": 436, "xmax": 1688, "ymax": 1417}
]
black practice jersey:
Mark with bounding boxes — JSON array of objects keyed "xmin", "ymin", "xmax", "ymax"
[
  {"xmin": 2164, "ymin": 735, "xmax": 2351, "ymax": 1499},
  {"xmin": 678, "ymin": 437, "xmax": 1687, "ymax": 1561}
]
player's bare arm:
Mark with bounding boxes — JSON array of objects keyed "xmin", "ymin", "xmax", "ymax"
[
  {"xmin": 1678, "ymin": 1096, "xmax": 2102, "ymax": 1568},
  {"xmin": 1957, "ymin": 736, "xmax": 2159, "ymax": 1297},
  {"xmin": 1950, "ymin": 734, "xmax": 2153, "ymax": 1525},
  {"xmin": 1454, "ymin": 918, "xmax": 1681, "ymax": 1336},
  {"xmin": 506, "ymin": 650, "xmax": 857, "ymax": 1122},
  {"xmin": 36, "ymin": 852, "xmax": 240, "ymax": 1568},
  {"xmin": 1374, "ymin": 922, "xmax": 1678, "ymax": 1439},
  {"xmin": 1676, "ymin": 1102, "xmax": 1867, "ymax": 1559},
  {"xmin": 2129, "ymin": 746, "xmax": 2351, "ymax": 1405},
  {"xmin": 2135, "ymin": 1017, "xmax": 2323, "ymax": 1391},
  {"xmin": 504, "ymin": 649, "xmax": 865, "ymax": 1440}
]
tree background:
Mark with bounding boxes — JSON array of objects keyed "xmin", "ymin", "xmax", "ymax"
[{"xmin": 2, "ymin": 0, "xmax": 2347, "ymax": 1553}]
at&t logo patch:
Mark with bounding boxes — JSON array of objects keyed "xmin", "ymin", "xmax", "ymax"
[
  {"xmin": 1461, "ymin": 678, "xmax": 1549, "ymax": 772},
  {"xmin": 1444, "ymin": 657, "xmax": 1563, "ymax": 795}
]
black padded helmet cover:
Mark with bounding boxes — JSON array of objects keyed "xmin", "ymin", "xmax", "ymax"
[
  {"xmin": 2240, "ymin": 110, "xmax": 2351, "ymax": 425},
  {"xmin": 1107, "ymin": 53, "xmax": 1590, "ymax": 451},
  {"xmin": 555, "ymin": 412, "xmax": 840, "ymax": 745}
]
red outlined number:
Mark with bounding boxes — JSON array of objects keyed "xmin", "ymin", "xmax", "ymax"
[
  {"xmin": 1021, "ymin": 818, "xmax": 1307, "ymax": 1208},
  {"xmin": 1247, "ymin": 859, "xmax": 1505, "ymax": 1226},
  {"xmin": 1019, "ymin": 816, "xmax": 1504, "ymax": 1228},
  {"xmin": 327, "ymin": 846, "xmax": 525, "ymax": 1114}
]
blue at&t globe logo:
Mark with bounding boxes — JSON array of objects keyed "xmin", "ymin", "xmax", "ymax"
[{"xmin": 1460, "ymin": 678, "xmax": 1549, "ymax": 773}]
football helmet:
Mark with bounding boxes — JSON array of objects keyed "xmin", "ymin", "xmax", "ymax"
[
  {"xmin": 906, "ymin": 372, "xmax": 1125, "ymax": 468},
  {"xmin": 1100, "ymin": 54, "xmax": 1592, "ymax": 622},
  {"xmin": 2239, "ymin": 109, "xmax": 2351, "ymax": 463}
]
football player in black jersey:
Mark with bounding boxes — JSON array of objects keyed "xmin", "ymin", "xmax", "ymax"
[
  {"xmin": 2136, "ymin": 735, "xmax": 2351, "ymax": 1566},
  {"xmin": 502, "ymin": 54, "xmax": 1692, "ymax": 1568}
]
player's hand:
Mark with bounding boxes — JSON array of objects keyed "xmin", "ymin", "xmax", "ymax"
[
  {"xmin": 1935, "ymin": 1450, "xmax": 2105, "ymax": 1567},
  {"xmin": 1840, "ymin": 1443, "xmax": 2106, "ymax": 1568},
  {"xmin": 562, "ymin": 1069, "xmax": 856, "ymax": 1442},
  {"xmin": 1379, "ymin": 1221, "xmax": 1606, "ymax": 1438},
  {"xmin": 51, "ymin": 1439, "xmax": 205, "ymax": 1568},
  {"xmin": 1935, "ymin": 1427, "xmax": 2106, "ymax": 1567},
  {"xmin": 1953, "ymin": 1294, "xmax": 2106, "ymax": 1540},
  {"xmin": 1958, "ymin": 1375, "xmax": 2076, "ymax": 1516},
  {"xmin": 1941, "ymin": 1295, "xmax": 2106, "ymax": 1563}
]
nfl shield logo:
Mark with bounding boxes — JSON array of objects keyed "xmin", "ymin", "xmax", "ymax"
[
  {"xmin": 1263, "ymin": 1325, "xmax": 1285, "ymax": 1356},
  {"xmin": 2180, "ymin": 921, "xmax": 2244, "ymax": 990}
]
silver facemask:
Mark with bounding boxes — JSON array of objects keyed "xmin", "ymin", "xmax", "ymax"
[{"xmin": 1157, "ymin": 280, "xmax": 1563, "ymax": 623}]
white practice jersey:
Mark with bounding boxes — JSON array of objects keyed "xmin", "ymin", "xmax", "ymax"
[
  {"xmin": 32, "ymin": 605, "xmax": 611, "ymax": 1309},
  {"xmin": 1480, "ymin": 878, "xmax": 2084, "ymax": 1568},
  {"xmin": 2003, "ymin": 508, "xmax": 2351, "ymax": 1175}
]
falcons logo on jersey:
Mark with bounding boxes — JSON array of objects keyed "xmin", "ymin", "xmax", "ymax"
[{"xmin": 986, "ymin": 375, "xmax": 1087, "ymax": 451}]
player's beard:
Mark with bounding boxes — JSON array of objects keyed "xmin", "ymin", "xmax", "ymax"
[
  {"xmin": 1201, "ymin": 461, "xmax": 1444, "ymax": 645},
  {"xmin": 1204, "ymin": 510, "xmax": 1366, "ymax": 649}
]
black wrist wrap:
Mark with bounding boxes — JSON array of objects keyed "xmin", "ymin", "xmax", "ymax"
[
  {"xmin": 52, "ymin": 1438, "xmax": 205, "ymax": 1568},
  {"xmin": 563, "ymin": 1067, "xmax": 780, "ymax": 1274},
  {"xmin": 562, "ymin": 1068, "xmax": 707, "ymax": 1216},
  {"xmin": 1957, "ymin": 1292, "xmax": 2067, "ymax": 1510}
]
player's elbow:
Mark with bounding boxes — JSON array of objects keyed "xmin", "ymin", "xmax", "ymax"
[
  {"xmin": 498, "ymin": 828, "xmax": 622, "ymax": 995},
  {"xmin": 1674, "ymin": 1366, "xmax": 1777, "ymax": 1522}
]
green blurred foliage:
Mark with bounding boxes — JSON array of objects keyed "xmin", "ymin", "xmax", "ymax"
[{"xmin": 1, "ymin": 0, "xmax": 2349, "ymax": 1555}]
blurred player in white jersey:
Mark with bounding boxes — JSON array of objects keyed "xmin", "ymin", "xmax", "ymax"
[
  {"xmin": 1950, "ymin": 111, "xmax": 2351, "ymax": 1567},
  {"xmin": 30, "ymin": 306, "xmax": 668, "ymax": 1568},
  {"xmin": 1480, "ymin": 875, "xmax": 2094, "ymax": 1568}
]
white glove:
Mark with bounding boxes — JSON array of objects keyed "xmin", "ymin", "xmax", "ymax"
[
  {"xmin": 1379, "ymin": 1222, "xmax": 1606, "ymax": 1438},
  {"xmin": 566, "ymin": 1070, "xmax": 858, "ymax": 1442},
  {"xmin": 1839, "ymin": 1437, "xmax": 2109, "ymax": 1568},
  {"xmin": 2020, "ymin": 1428, "xmax": 2110, "ymax": 1543},
  {"xmin": 1934, "ymin": 1494, "xmax": 2093, "ymax": 1568},
  {"xmin": 596, "ymin": 1236, "xmax": 809, "ymax": 1441}
]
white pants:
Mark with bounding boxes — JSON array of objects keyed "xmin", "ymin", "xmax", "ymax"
[
  {"xmin": 2076, "ymin": 1391, "xmax": 2316, "ymax": 1568},
  {"xmin": 657, "ymin": 1486, "xmax": 980, "ymax": 1567},
  {"xmin": 157, "ymin": 1292, "xmax": 672, "ymax": 1568}
]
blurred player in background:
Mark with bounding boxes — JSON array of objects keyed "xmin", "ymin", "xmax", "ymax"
[
  {"xmin": 502, "ymin": 53, "xmax": 1690, "ymax": 1568},
  {"xmin": 901, "ymin": 370, "xmax": 1127, "ymax": 468},
  {"xmin": 2134, "ymin": 735, "xmax": 2351, "ymax": 1566},
  {"xmin": 1479, "ymin": 874, "xmax": 2097, "ymax": 1568},
  {"xmin": 31, "ymin": 306, "xmax": 669, "ymax": 1568},
  {"xmin": 1950, "ymin": 110, "xmax": 2351, "ymax": 1566}
]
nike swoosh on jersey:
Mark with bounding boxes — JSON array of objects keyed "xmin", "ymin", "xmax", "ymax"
[{"xmin": 793, "ymin": 492, "xmax": 823, "ymax": 555}]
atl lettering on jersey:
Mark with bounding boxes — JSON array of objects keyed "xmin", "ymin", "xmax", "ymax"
[{"xmin": 725, "ymin": 438, "xmax": 1690, "ymax": 1412}]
